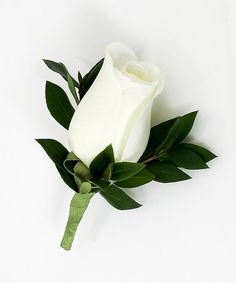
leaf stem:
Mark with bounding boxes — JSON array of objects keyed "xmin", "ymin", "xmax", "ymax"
[{"xmin": 142, "ymin": 150, "xmax": 167, "ymax": 164}]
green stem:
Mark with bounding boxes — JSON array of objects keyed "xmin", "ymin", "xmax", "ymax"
[
  {"xmin": 142, "ymin": 155, "xmax": 159, "ymax": 164},
  {"xmin": 60, "ymin": 192, "xmax": 95, "ymax": 251},
  {"xmin": 142, "ymin": 150, "xmax": 168, "ymax": 164}
]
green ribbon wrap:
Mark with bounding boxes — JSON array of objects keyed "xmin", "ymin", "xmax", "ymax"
[{"xmin": 60, "ymin": 192, "xmax": 95, "ymax": 250}]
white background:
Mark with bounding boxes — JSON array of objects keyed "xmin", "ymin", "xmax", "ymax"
[{"xmin": 0, "ymin": 0, "xmax": 236, "ymax": 282}]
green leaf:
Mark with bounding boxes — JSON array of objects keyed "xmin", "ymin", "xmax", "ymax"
[
  {"xmin": 36, "ymin": 139, "xmax": 78, "ymax": 191},
  {"xmin": 67, "ymin": 73, "xmax": 79, "ymax": 104},
  {"xmin": 60, "ymin": 192, "xmax": 95, "ymax": 251},
  {"xmin": 109, "ymin": 162, "xmax": 145, "ymax": 181},
  {"xmin": 79, "ymin": 58, "xmax": 104, "ymax": 98},
  {"xmin": 139, "ymin": 117, "xmax": 177, "ymax": 161},
  {"xmin": 141, "ymin": 111, "xmax": 198, "ymax": 161},
  {"xmin": 167, "ymin": 147, "xmax": 208, "ymax": 169},
  {"xmin": 175, "ymin": 111, "xmax": 198, "ymax": 144},
  {"xmin": 45, "ymin": 81, "xmax": 75, "ymax": 129},
  {"xmin": 90, "ymin": 180, "xmax": 110, "ymax": 190},
  {"xmin": 100, "ymin": 185, "xmax": 141, "ymax": 210},
  {"xmin": 116, "ymin": 169, "xmax": 155, "ymax": 188},
  {"xmin": 36, "ymin": 138, "xmax": 68, "ymax": 168},
  {"xmin": 103, "ymin": 166, "xmax": 112, "ymax": 180},
  {"xmin": 56, "ymin": 165, "xmax": 78, "ymax": 192},
  {"xmin": 43, "ymin": 59, "xmax": 79, "ymax": 88},
  {"xmin": 63, "ymin": 152, "xmax": 80, "ymax": 174},
  {"xmin": 155, "ymin": 117, "xmax": 184, "ymax": 154},
  {"xmin": 90, "ymin": 145, "xmax": 114, "ymax": 177},
  {"xmin": 146, "ymin": 160, "xmax": 191, "ymax": 183},
  {"xmin": 178, "ymin": 143, "xmax": 217, "ymax": 162},
  {"xmin": 77, "ymin": 70, "xmax": 83, "ymax": 85}
]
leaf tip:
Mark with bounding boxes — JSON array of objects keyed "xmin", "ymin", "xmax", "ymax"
[
  {"xmin": 35, "ymin": 138, "xmax": 42, "ymax": 144},
  {"xmin": 43, "ymin": 59, "xmax": 52, "ymax": 67},
  {"xmin": 45, "ymin": 80, "xmax": 52, "ymax": 86},
  {"xmin": 211, "ymin": 153, "xmax": 218, "ymax": 160}
]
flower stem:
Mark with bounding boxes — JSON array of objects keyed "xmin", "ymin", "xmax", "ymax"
[{"xmin": 60, "ymin": 192, "xmax": 95, "ymax": 251}]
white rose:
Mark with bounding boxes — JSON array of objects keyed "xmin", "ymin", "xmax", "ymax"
[{"xmin": 68, "ymin": 42, "xmax": 164, "ymax": 166}]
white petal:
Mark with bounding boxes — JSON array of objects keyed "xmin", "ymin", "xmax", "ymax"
[
  {"xmin": 120, "ymin": 101, "xmax": 153, "ymax": 162},
  {"xmin": 68, "ymin": 42, "xmax": 164, "ymax": 166},
  {"xmin": 68, "ymin": 43, "xmax": 137, "ymax": 166}
]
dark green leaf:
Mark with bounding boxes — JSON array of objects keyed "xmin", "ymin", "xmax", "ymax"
[
  {"xmin": 100, "ymin": 185, "xmax": 141, "ymax": 210},
  {"xmin": 178, "ymin": 143, "xmax": 217, "ymax": 162},
  {"xmin": 77, "ymin": 70, "xmax": 83, "ymax": 85},
  {"xmin": 90, "ymin": 144, "xmax": 114, "ymax": 176},
  {"xmin": 67, "ymin": 73, "xmax": 79, "ymax": 104},
  {"xmin": 167, "ymin": 147, "xmax": 208, "ymax": 169},
  {"xmin": 139, "ymin": 117, "xmax": 177, "ymax": 161},
  {"xmin": 146, "ymin": 160, "xmax": 191, "ymax": 183},
  {"xmin": 36, "ymin": 138, "xmax": 68, "ymax": 168},
  {"xmin": 116, "ymin": 169, "xmax": 155, "ymax": 188},
  {"xmin": 56, "ymin": 165, "xmax": 78, "ymax": 192},
  {"xmin": 91, "ymin": 180, "xmax": 110, "ymax": 190},
  {"xmin": 103, "ymin": 166, "xmax": 112, "ymax": 180},
  {"xmin": 63, "ymin": 152, "xmax": 80, "ymax": 174},
  {"xmin": 43, "ymin": 59, "xmax": 79, "ymax": 88},
  {"xmin": 45, "ymin": 81, "xmax": 74, "ymax": 129},
  {"xmin": 155, "ymin": 117, "xmax": 184, "ymax": 154},
  {"xmin": 175, "ymin": 111, "xmax": 198, "ymax": 144},
  {"xmin": 110, "ymin": 162, "xmax": 145, "ymax": 181},
  {"xmin": 141, "ymin": 111, "xmax": 198, "ymax": 161},
  {"xmin": 79, "ymin": 58, "xmax": 104, "ymax": 98}
]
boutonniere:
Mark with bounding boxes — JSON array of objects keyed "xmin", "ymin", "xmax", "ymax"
[{"xmin": 37, "ymin": 42, "xmax": 216, "ymax": 250}]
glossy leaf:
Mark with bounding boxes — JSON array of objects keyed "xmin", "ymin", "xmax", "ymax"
[
  {"xmin": 116, "ymin": 169, "xmax": 155, "ymax": 188},
  {"xmin": 174, "ymin": 111, "xmax": 198, "ymax": 144},
  {"xmin": 90, "ymin": 144, "xmax": 114, "ymax": 176},
  {"xmin": 36, "ymin": 138, "xmax": 68, "ymax": 168},
  {"xmin": 67, "ymin": 73, "xmax": 79, "ymax": 104},
  {"xmin": 139, "ymin": 117, "xmax": 177, "ymax": 161},
  {"xmin": 146, "ymin": 160, "xmax": 191, "ymax": 183},
  {"xmin": 110, "ymin": 162, "xmax": 145, "ymax": 181},
  {"xmin": 178, "ymin": 143, "xmax": 217, "ymax": 162},
  {"xmin": 77, "ymin": 70, "xmax": 83, "ymax": 85},
  {"xmin": 100, "ymin": 185, "xmax": 141, "ymax": 210},
  {"xmin": 141, "ymin": 111, "xmax": 199, "ymax": 161},
  {"xmin": 91, "ymin": 180, "xmax": 110, "ymax": 190},
  {"xmin": 103, "ymin": 166, "xmax": 112, "ymax": 180},
  {"xmin": 45, "ymin": 81, "xmax": 74, "ymax": 129},
  {"xmin": 79, "ymin": 58, "xmax": 104, "ymax": 98},
  {"xmin": 167, "ymin": 147, "xmax": 208, "ymax": 169},
  {"xmin": 155, "ymin": 117, "xmax": 184, "ymax": 154},
  {"xmin": 43, "ymin": 59, "xmax": 79, "ymax": 88},
  {"xmin": 56, "ymin": 165, "xmax": 78, "ymax": 192}
]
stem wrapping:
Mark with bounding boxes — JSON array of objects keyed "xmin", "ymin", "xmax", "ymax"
[{"xmin": 60, "ymin": 192, "xmax": 95, "ymax": 250}]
